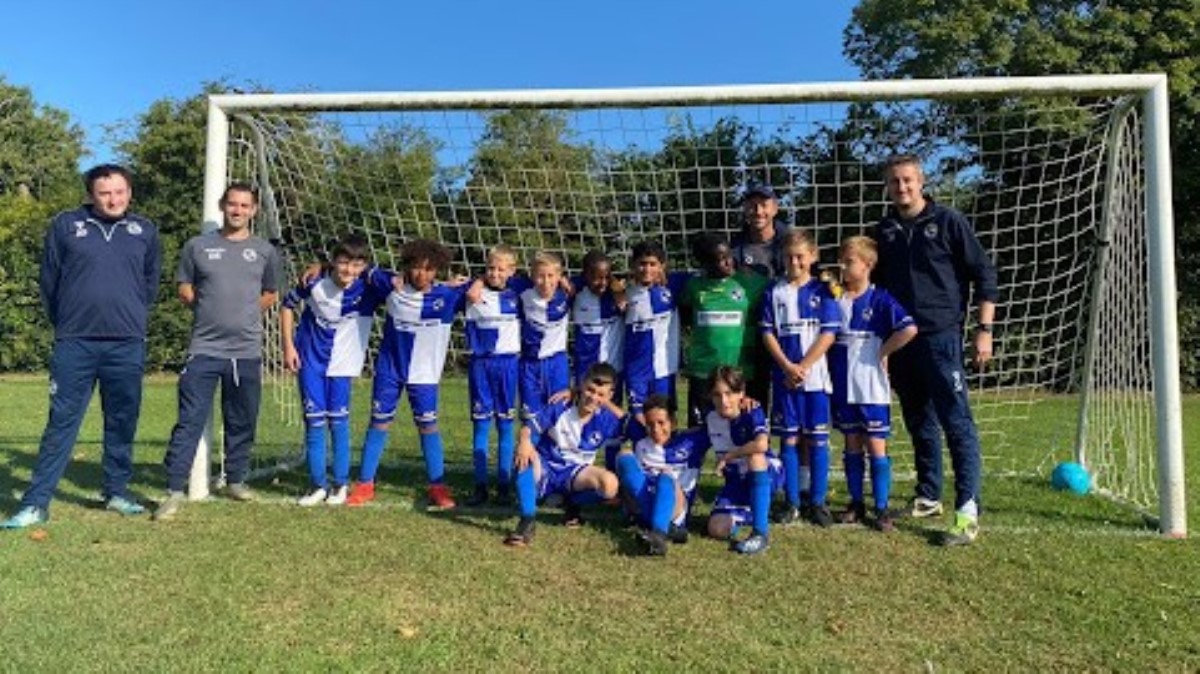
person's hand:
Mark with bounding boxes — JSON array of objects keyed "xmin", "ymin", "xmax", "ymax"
[
  {"xmin": 446, "ymin": 274, "xmax": 471, "ymax": 287},
  {"xmin": 973, "ymin": 330, "xmax": 993, "ymax": 370},
  {"xmin": 284, "ymin": 346, "xmax": 300, "ymax": 373},
  {"xmin": 300, "ymin": 262, "xmax": 323, "ymax": 285},
  {"xmin": 514, "ymin": 442, "xmax": 536, "ymax": 471},
  {"xmin": 880, "ymin": 355, "xmax": 889, "ymax": 375},
  {"xmin": 609, "ymin": 276, "xmax": 626, "ymax": 295},
  {"xmin": 786, "ymin": 362, "xmax": 807, "ymax": 388},
  {"xmin": 738, "ymin": 396, "xmax": 760, "ymax": 412},
  {"xmin": 465, "ymin": 278, "xmax": 485, "ymax": 305},
  {"xmin": 715, "ymin": 455, "xmax": 728, "ymax": 476},
  {"xmin": 548, "ymin": 388, "xmax": 572, "ymax": 405}
]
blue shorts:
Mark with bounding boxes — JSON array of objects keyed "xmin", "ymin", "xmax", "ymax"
[
  {"xmin": 536, "ymin": 460, "xmax": 587, "ymax": 499},
  {"xmin": 711, "ymin": 458, "xmax": 784, "ymax": 524},
  {"xmin": 371, "ymin": 355, "xmax": 439, "ymax": 427},
  {"xmin": 469, "ymin": 354, "xmax": 518, "ymax": 421},
  {"xmin": 770, "ymin": 385, "xmax": 831, "ymax": 438},
  {"xmin": 298, "ymin": 368, "xmax": 352, "ymax": 426},
  {"xmin": 520, "ymin": 353, "xmax": 570, "ymax": 420},
  {"xmin": 627, "ymin": 375, "xmax": 676, "ymax": 415},
  {"xmin": 834, "ymin": 403, "xmax": 892, "ymax": 439}
]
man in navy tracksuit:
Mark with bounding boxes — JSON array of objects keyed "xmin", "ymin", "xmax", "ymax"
[
  {"xmin": 873, "ymin": 154, "xmax": 997, "ymax": 546},
  {"xmin": 2, "ymin": 165, "xmax": 162, "ymax": 529}
]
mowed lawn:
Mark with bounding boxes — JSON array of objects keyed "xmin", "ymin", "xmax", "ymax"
[{"xmin": 0, "ymin": 375, "xmax": 1198, "ymax": 671}]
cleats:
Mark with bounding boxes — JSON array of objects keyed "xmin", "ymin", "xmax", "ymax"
[
  {"xmin": 346, "ymin": 482, "xmax": 376, "ymax": 507},
  {"xmin": 873, "ymin": 508, "xmax": 896, "ymax": 533},
  {"xmin": 941, "ymin": 512, "xmax": 980, "ymax": 547},
  {"xmin": 224, "ymin": 483, "xmax": 256, "ymax": 502},
  {"xmin": 1, "ymin": 506, "xmax": 48, "ymax": 529},
  {"xmin": 809, "ymin": 505, "xmax": 834, "ymax": 528},
  {"xmin": 466, "ymin": 484, "xmax": 489, "ymax": 507},
  {"xmin": 297, "ymin": 487, "xmax": 328, "ymax": 507},
  {"xmin": 775, "ymin": 506, "xmax": 804, "ymax": 526},
  {"xmin": 909, "ymin": 496, "xmax": 944, "ymax": 519},
  {"xmin": 563, "ymin": 501, "xmax": 584, "ymax": 527},
  {"xmin": 641, "ymin": 529, "xmax": 669, "ymax": 556},
  {"xmin": 734, "ymin": 533, "xmax": 770, "ymax": 555},
  {"xmin": 838, "ymin": 501, "xmax": 867, "ymax": 525},
  {"xmin": 104, "ymin": 495, "xmax": 146, "ymax": 516},
  {"xmin": 667, "ymin": 523, "xmax": 690, "ymax": 545},
  {"xmin": 503, "ymin": 516, "xmax": 536, "ymax": 547},
  {"xmin": 426, "ymin": 483, "xmax": 456, "ymax": 511},
  {"xmin": 325, "ymin": 484, "xmax": 349, "ymax": 506},
  {"xmin": 152, "ymin": 492, "xmax": 187, "ymax": 522}
]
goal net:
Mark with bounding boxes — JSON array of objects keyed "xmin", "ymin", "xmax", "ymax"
[{"xmin": 201, "ymin": 76, "xmax": 1185, "ymax": 535}]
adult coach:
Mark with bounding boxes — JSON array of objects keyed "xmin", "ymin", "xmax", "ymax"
[
  {"xmin": 2, "ymin": 165, "xmax": 161, "ymax": 529},
  {"xmin": 154, "ymin": 183, "xmax": 281, "ymax": 520},
  {"xmin": 730, "ymin": 182, "xmax": 788, "ymax": 408},
  {"xmin": 873, "ymin": 154, "xmax": 997, "ymax": 546}
]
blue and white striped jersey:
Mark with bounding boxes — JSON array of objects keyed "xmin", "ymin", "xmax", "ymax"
[
  {"xmin": 530, "ymin": 399, "xmax": 625, "ymax": 470},
  {"xmin": 570, "ymin": 281, "xmax": 624, "ymax": 377},
  {"xmin": 623, "ymin": 273, "xmax": 690, "ymax": 382},
  {"xmin": 465, "ymin": 280, "xmax": 523, "ymax": 357},
  {"xmin": 830, "ymin": 285, "xmax": 914, "ymax": 405},
  {"xmin": 283, "ymin": 275, "xmax": 385, "ymax": 377},
  {"xmin": 760, "ymin": 278, "xmax": 841, "ymax": 393},
  {"xmin": 373, "ymin": 268, "xmax": 466, "ymax": 385},
  {"xmin": 704, "ymin": 406, "xmax": 770, "ymax": 477},
  {"xmin": 518, "ymin": 286, "xmax": 570, "ymax": 360}
]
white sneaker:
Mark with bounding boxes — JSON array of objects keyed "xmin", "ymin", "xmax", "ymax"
[
  {"xmin": 297, "ymin": 487, "xmax": 328, "ymax": 507},
  {"xmin": 325, "ymin": 485, "xmax": 349, "ymax": 506},
  {"xmin": 909, "ymin": 496, "xmax": 944, "ymax": 519}
]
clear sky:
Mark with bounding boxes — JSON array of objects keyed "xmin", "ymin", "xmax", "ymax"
[{"xmin": 0, "ymin": 0, "xmax": 861, "ymax": 162}]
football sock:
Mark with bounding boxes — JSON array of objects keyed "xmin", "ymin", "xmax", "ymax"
[
  {"xmin": 651, "ymin": 473, "xmax": 676, "ymax": 534},
  {"xmin": 781, "ymin": 439, "xmax": 801, "ymax": 507},
  {"xmin": 799, "ymin": 465, "xmax": 812, "ymax": 506},
  {"xmin": 615, "ymin": 453, "xmax": 646, "ymax": 495},
  {"xmin": 844, "ymin": 450, "xmax": 866, "ymax": 504},
  {"xmin": 304, "ymin": 423, "xmax": 327, "ymax": 488},
  {"xmin": 751, "ymin": 469, "xmax": 771, "ymax": 537},
  {"xmin": 359, "ymin": 427, "xmax": 389, "ymax": 482},
  {"xmin": 419, "ymin": 431, "xmax": 446, "ymax": 484},
  {"xmin": 870, "ymin": 455, "xmax": 892, "ymax": 511},
  {"xmin": 496, "ymin": 418, "xmax": 516, "ymax": 486},
  {"xmin": 515, "ymin": 465, "xmax": 537, "ymax": 518},
  {"xmin": 472, "ymin": 419, "xmax": 492, "ymax": 486},
  {"xmin": 329, "ymin": 417, "xmax": 351, "ymax": 486},
  {"xmin": 809, "ymin": 439, "xmax": 830, "ymax": 507}
]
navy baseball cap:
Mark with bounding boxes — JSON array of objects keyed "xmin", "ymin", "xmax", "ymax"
[{"xmin": 744, "ymin": 182, "xmax": 777, "ymax": 200}]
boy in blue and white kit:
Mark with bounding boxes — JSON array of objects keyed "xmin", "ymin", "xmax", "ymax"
[
  {"xmin": 705, "ymin": 365, "xmax": 781, "ymax": 555},
  {"xmin": 829, "ymin": 236, "xmax": 917, "ymax": 531},
  {"xmin": 761, "ymin": 229, "xmax": 841, "ymax": 527},
  {"xmin": 281, "ymin": 234, "xmax": 384, "ymax": 506},
  {"xmin": 571, "ymin": 249, "xmax": 626, "ymax": 469},
  {"xmin": 346, "ymin": 239, "xmax": 466, "ymax": 511},
  {"xmin": 616, "ymin": 394, "xmax": 710, "ymax": 556},
  {"xmin": 517, "ymin": 251, "xmax": 572, "ymax": 429},
  {"xmin": 503, "ymin": 363, "xmax": 624, "ymax": 547},
  {"xmin": 623, "ymin": 240, "xmax": 691, "ymax": 420},
  {"xmin": 462, "ymin": 244, "xmax": 523, "ymax": 506}
]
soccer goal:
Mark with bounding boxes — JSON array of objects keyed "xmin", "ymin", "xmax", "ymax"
[{"xmin": 198, "ymin": 74, "xmax": 1185, "ymax": 537}]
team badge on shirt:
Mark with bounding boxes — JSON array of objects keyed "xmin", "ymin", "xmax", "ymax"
[
  {"xmin": 861, "ymin": 307, "xmax": 873, "ymax": 321},
  {"xmin": 730, "ymin": 288, "xmax": 744, "ymax": 302},
  {"xmin": 924, "ymin": 222, "xmax": 939, "ymax": 239},
  {"xmin": 74, "ymin": 222, "xmax": 88, "ymax": 238},
  {"xmin": 243, "ymin": 248, "xmax": 258, "ymax": 262},
  {"xmin": 126, "ymin": 222, "xmax": 143, "ymax": 235}
]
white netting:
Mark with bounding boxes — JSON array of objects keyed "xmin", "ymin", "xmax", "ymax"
[{"xmin": 221, "ymin": 89, "xmax": 1159, "ymax": 515}]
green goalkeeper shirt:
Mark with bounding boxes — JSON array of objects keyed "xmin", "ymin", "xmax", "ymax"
[{"xmin": 680, "ymin": 272, "xmax": 769, "ymax": 379}]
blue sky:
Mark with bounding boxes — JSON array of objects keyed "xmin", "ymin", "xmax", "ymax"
[{"xmin": 0, "ymin": 0, "xmax": 860, "ymax": 162}]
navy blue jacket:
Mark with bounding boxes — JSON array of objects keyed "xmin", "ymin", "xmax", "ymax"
[
  {"xmin": 40, "ymin": 205, "xmax": 162, "ymax": 339},
  {"xmin": 873, "ymin": 200, "xmax": 998, "ymax": 334}
]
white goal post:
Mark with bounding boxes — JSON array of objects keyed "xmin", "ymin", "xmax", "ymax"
[{"xmin": 197, "ymin": 74, "xmax": 1185, "ymax": 538}]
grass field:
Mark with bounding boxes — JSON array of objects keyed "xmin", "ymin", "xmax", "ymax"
[{"xmin": 0, "ymin": 375, "xmax": 1197, "ymax": 671}]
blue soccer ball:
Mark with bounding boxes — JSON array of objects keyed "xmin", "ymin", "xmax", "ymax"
[{"xmin": 1050, "ymin": 461, "xmax": 1091, "ymax": 495}]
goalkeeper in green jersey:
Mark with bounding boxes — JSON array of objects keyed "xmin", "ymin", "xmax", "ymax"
[{"xmin": 679, "ymin": 232, "xmax": 771, "ymax": 426}]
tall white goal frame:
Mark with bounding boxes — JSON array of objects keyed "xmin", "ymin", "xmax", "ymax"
[{"xmin": 197, "ymin": 74, "xmax": 1185, "ymax": 538}]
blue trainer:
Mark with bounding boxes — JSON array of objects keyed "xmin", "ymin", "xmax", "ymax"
[
  {"xmin": 1, "ymin": 506, "xmax": 48, "ymax": 530},
  {"xmin": 105, "ymin": 495, "xmax": 147, "ymax": 516}
]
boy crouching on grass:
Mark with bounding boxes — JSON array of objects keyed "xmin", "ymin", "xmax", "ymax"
[
  {"xmin": 503, "ymin": 363, "xmax": 625, "ymax": 547},
  {"xmin": 281, "ymin": 234, "xmax": 384, "ymax": 506}
]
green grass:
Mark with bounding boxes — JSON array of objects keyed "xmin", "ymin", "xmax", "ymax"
[{"xmin": 0, "ymin": 375, "xmax": 1198, "ymax": 671}]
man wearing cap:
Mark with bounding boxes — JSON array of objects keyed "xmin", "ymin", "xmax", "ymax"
[{"xmin": 730, "ymin": 182, "xmax": 788, "ymax": 408}]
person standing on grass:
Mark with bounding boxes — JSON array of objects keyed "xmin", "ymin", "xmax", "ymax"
[
  {"xmin": 154, "ymin": 182, "xmax": 282, "ymax": 521},
  {"xmin": 2, "ymin": 165, "xmax": 162, "ymax": 529},
  {"xmin": 873, "ymin": 154, "xmax": 997, "ymax": 546}
]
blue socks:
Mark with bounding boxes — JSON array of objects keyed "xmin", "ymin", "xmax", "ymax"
[
  {"xmin": 305, "ymin": 424, "xmax": 327, "ymax": 488},
  {"xmin": 781, "ymin": 440, "xmax": 800, "ymax": 507},
  {"xmin": 808, "ymin": 438, "xmax": 830, "ymax": 507},
  {"xmin": 420, "ymin": 430, "xmax": 445, "ymax": 484},
  {"xmin": 497, "ymin": 418, "xmax": 515, "ymax": 486},
  {"xmin": 359, "ymin": 427, "xmax": 389, "ymax": 482},
  {"xmin": 472, "ymin": 419, "xmax": 491, "ymax": 486},
  {"xmin": 615, "ymin": 453, "xmax": 646, "ymax": 495},
  {"xmin": 871, "ymin": 455, "xmax": 892, "ymax": 511},
  {"xmin": 751, "ymin": 469, "xmax": 771, "ymax": 537},
  {"xmin": 515, "ymin": 464, "xmax": 537, "ymax": 518},
  {"xmin": 330, "ymin": 418, "xmax": 350, "ymax": 486},
  {"xmin": 844, "ymin": 451, "xmax": 866, "ymax": 504},
  {"xmin": 651, "ymin": 474, "xmax": 676, "ymax": 534}
]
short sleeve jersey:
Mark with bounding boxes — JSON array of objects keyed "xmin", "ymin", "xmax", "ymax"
[
  {"xmin": 704, "ymin": 406, "xmax": 770, "ymax": 477},
  {"xmin": 282, "ymin": 274, "xmax": 385, "ymax": 377},
  {"xmin": 465, "ymin": 281, "xmax": 522, "ymax": 357},
  {"xmin": 373, "ymin": 270, "xmax": 466, "ymax": 385},
  {"xmin": 518, "ymin": 284, "xmax": 570, "ymax": 360},
  {"xmin": 530, "ymin": 400, "xmax": 625, "ymax": 470},
  {"xmin": 623, "ymin": 272, "xmax": 691, "ymax": 382},
  {"xmin": 760, "ymin": 278, "xmax": 841, "ymax": 393},
  {"xmin": 570, "ymin": 279, "xmax": 625, "ymax": 377},
  {"xmin": 680, "ymin": 275, "xmax": 755, "ymax": 379},
  {"xmin": 829, "ymin": 285, "xmax": 914, "ymax": 406},
  {"xmin": 177, "ymin": 232, "xmax": 281, "ymax": 359}
]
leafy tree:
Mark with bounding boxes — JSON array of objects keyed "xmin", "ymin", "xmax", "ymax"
[{"xmin": 845, "ymin": 0, "xmax": 1200, "ymax": 387}]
